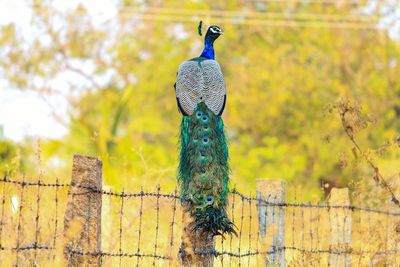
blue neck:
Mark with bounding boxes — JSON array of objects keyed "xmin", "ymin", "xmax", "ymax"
[{"xmin": 199, "ymin": 36, "xmax": 215, "ymax": 60}]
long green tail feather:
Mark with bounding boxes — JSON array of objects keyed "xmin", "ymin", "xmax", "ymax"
[{"xmin": 178, "ymin": 102, "xmax": 236, "ymax": 236}]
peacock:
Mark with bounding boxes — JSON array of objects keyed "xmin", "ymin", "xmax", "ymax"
[{"xmin": 174, "ymin": 22, "xmax": 236, "ymax": 236}]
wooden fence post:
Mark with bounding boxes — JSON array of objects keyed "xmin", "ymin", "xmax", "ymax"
[
  {"xmin": 63, "ymin": 154, "xmax": 102, "ymax": 267},
  {"xmin": 328, "ymin": 188, "xmax": 351, "ymax": 267},
  {"xmin": 179, "ymin": 203, "xmax": 215, "ymax": 267},
  {"xmin": 387, "ymin": 195, "xmax": 400, "ymax": 266},
  {"xmin": 256, "ymin": 178, "xmax": 286, "ymax": 267}
]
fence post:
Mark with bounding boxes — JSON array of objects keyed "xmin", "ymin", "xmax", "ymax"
[
  {"xmin": 387, "ymin": 195, "xmax": 400, "ymax": 265},
  {"xmin": 63, "ymin": 154, "xmax": 102, "ymax": 267},
  {"xmin": 179, "ymin": 203, "xmax": 215, "ymax": 267},
  {"xmin": 256, "ymin": 178, "xmax": 286, "ymax": 267},
  {"xmin": 328, "ymin": 188, "xmax": 351, "ymax": 267}
]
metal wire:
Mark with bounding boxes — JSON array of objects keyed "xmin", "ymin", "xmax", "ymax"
[
  {"xmin": 15, "ymin": 175, "xmax": 26, "ymax": 266},
  {"xmin": 0, "ymin": 175, "xmax": 399, "ymax": 266},
  {"xmin": 0, "ymin": 177, "xmax": 6, "ymax": 249},
  {"xmin": 33, "ymin": 176, "xmax": 42, "ymax": 262},
  {"xmin": 21, "ymin": 4, "xmax": 384, "ymax": 30}
]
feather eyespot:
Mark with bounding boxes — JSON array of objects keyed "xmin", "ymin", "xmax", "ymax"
[
  {"xmin": 203, "ymin": 137, "xmax": 209, "ymax": 144},
  {"xmin": 196, "ymin": 111, "xmax": 202, "ymax": 118},
  {"xmin": 206, "ymin": 196, "xmax": 213, "ymax": 202},
  {"xmin": 201, "ymin": 116, "xmax": 208, "ymax": 122}
]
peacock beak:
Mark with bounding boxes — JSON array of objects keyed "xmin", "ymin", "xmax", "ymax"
[{"xmin": 219, "ymin": 29, "xmax": 224, "ymax": 35}]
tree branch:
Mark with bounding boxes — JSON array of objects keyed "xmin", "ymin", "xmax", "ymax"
[{"xmin": 337, "ymin": 103, "xmax": 400, "ymax": 207}]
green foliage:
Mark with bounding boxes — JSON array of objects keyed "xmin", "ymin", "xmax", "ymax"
[
  {"xmin": 0, "ymin": 140, "xmax": 17, "ymax": 176},
  {"xmin": 0, "ymin": 139, "xmax": 37, "ymax": 177},
  {"xmin": 0, "ymin": 1, "xmax": 399, "ymax": 200}
]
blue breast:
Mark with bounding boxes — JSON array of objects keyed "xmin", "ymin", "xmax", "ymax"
[
  {"xmin": 200, "ymin": 37, "xmax": 215, "ymax": 60},
  {"xmin": 200, "ymin": 45, "xmax": 215, "ymax": 60}
]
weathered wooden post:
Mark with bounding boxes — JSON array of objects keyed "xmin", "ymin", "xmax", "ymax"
[
  {"xmin": 387, "ymin": 195, "xmax": 400, "ymax": 266},
  {"xmin": 256, "ymin": 178, "xmax": 286, "ymax": 267},
  {"xmin": 63, "ymin": 154, "xmax": 102, "ymax": 266},
  {"xmin": 328, "ymin": 188, "xmax": 351, "ymax": 267},
  {"xmin": 180, "ymin": 203, "xmax": 215, "ymax": 267}
]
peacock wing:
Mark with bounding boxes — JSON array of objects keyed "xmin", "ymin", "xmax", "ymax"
[
  {"xmin": 201, "ymin": 60, "xmax": 226, "ymax": 116},
  {"xmin": 175, "ymin": 59, "xmax": 226, "ymax": 116},
  {"xmin": 175, "ymin": 61, "xmax": 203, "ymax": 116}
]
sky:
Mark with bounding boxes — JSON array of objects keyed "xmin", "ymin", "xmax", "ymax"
[{"xmin": 0, "ymin": 0, "xmax": 117, "ymax": 141}]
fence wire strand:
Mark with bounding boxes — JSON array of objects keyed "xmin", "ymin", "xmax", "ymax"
[{"xmin": 0, "ymin": 176, "xmax": 399, "ymax": 266}]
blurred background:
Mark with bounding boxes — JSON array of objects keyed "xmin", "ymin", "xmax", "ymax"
[{"xmin": 0, "ymin": 0, "xmax": 399, "ymax": 202}]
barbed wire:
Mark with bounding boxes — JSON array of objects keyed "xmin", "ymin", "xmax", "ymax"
[
  {"xmin": 0, "ymin": 175, "xmax": 399, "ymax": 266},
  {"xmin": 0, "ymin": 176, "xmax": 179, "ymax": 199},
  {"xmin": 1, "ymin": 176, "xmax": 399, "ymax": 216},
  {"xmin": 64, "ymin": 247, "xmax": 172, "ymax": 260}
]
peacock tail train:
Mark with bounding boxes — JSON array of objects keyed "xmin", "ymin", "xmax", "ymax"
[{"xmin": 178, "ymin": 102, "xmax": 236, "ymax": 236}]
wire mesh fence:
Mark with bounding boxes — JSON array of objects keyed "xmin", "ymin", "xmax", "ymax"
[{"xmin": 0, "ymin": 175, "xmax": 399, "ymax": 266}]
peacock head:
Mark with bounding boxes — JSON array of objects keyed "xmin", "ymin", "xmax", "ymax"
[{"xmin": 204, "ymin": 25, "xmax": 224, "ymax": 42}]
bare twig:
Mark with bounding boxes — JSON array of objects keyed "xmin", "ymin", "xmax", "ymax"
[{"xmin": 335, "ymin": 101, "xmax": 400, "ymax": 207}]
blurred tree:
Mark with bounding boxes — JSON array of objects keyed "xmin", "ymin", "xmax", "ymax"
[
  {"xmin": 0, "ymin": 137, "xmax": 36, "ymax": 177},
  {"xmin": 0, "ymin": 0, "xmax": 399, "ymax": 199},
  {"xmin": 0, "ymin": 139, "xmax": 17, "ymax": 176}
]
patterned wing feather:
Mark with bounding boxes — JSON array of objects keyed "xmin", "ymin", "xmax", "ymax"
[
  {"xmin": 176, "ymin": 61, "xmax": 203, "ymax": 115},
  {"xmin": 201, "ymin": 61, "xmax": 226, "ymax": 115},
  {"xmin": 175, "ymin": 60, "xmax": 226, "ymax": 116}
]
